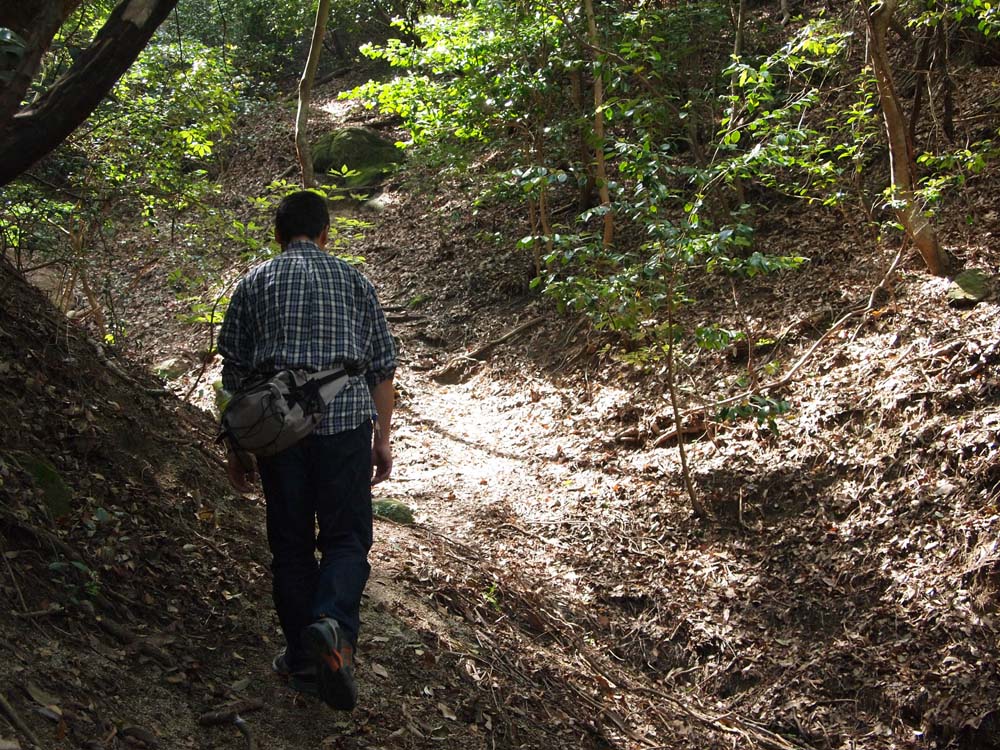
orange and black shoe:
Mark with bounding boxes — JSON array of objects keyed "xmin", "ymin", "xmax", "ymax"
[{"xmin": 302, "ymin": 618, "xmax": 357, "ymax": 710}]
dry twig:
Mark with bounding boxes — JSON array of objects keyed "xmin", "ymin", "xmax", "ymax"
[
  {"xmin": 433, "ymin": 317, "xmax": 544, "ymax": 382},
  {"xmin": 0, "ymin": 691, "xmax": 41, "ymax": 749},
  {"xmin": 197, "ymin": 699, "xmax": 264, "ymax": 726},
  {"xmin": 234, "ymin": 716, "xmax": 257, "ymax": 750}
]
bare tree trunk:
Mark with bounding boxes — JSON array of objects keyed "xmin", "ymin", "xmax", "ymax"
[
  {"xmin": 296, "ymin": 0, "xmax": 331, "ymax": 188},
  {"xmin": 730, "ymin": 0, "xmax": 748, "ymax": 208},
  {"xmin": 865, "ymin": 0, "xmax": 949, "ymax": 276},
  {"xmin": 324, "ymin": 28, "xmax": 348, "ymax": 59},
  {"xmin": 665, "ymin": 272, "xmax": 706, "ymax": 520},
  {"xmin": 0, "ymin": 0, "xmax": 85, "ymax": 125},
  {"xmin": 569, "ymin": 68, "xmax": 597, "ymax": 211},
  {"xmin": 935, "ymin": 22, "xmax": 956, "ymax": 142},
  {"xmin": 583, "ymin": 0, "xmax": 614, "ymax": 249},
  {"xmin": 908, "ymin": 28, "xmax": 933, "ymax": 147}
]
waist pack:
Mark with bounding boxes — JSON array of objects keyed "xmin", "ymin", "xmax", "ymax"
[{"xmin": 219, "ymin": 367, "xmax": 351, "ymax": 456}]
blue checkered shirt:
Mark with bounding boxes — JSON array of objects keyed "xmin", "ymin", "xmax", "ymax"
[{"xmin": 218, "ymin": 240, "xmax": 397, "ymax": 435}]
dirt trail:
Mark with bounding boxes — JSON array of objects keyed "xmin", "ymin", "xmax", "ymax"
[
  {"xmin": 391, "ymin": 369, "xmax": 605, "ymax": 535},
  {"xmin": 203, "ymin": 367, "xmax": 631, "ymax": 750}
]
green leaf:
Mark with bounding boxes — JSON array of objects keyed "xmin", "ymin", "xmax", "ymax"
[{"xmin": 18, "ymin": 455, "xmax": 72, "ymax": 519}]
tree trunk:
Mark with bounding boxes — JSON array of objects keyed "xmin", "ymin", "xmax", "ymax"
[
  {"xmin": 665, "ymin": 272, "xmax": 707, "ymax": 520},
  {"xmin": 0, "ymin": 0, "xmax": 85, "ymax": 125},
  {"xmin": 908, "ymin": 28, "xmax": 933, "ymax": 147},
  {"xmin": 296, "ymin": 0, "xmax": 331, "ymax": 188},
  {"xmin": 0, "ymin": 0, "xmax": 178, "ymax": 186},
  {"xmin": 730, "ymin": 0, "xmax": 748, "ymax": 208},
  {"xmin": 324, "ymin": 28, "xmax": 348, "ymax": 59},
  {"xmin": 865, "ymin": 0, "xmax": 949, "ymax": 276},
  {"xmin": 935, "ymin": 22, "xmax": 957, "ymax": 142},
  {"xmin": 569, "ymin": 68, "xmax": 597, "ymax": 211},
  {"xmin": 583, "ymin": 0, "xmax": 614, "ymax": 249},
  {"xmin": 0, "ymin": 4, "xmax": 68, "ymax": 125}
]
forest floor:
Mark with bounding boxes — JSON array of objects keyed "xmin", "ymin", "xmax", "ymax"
[{"xmin": 1, "ymin": 72, "xmax": 999, "ymax": 750}]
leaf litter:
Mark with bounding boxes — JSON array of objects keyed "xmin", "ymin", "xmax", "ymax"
[{"xmin": 0, "ymin": 72, "xmax": 998, "ymax": 750}]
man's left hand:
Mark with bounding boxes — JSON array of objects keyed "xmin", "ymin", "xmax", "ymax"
[{"xmin": 372, "ymin": 441, "xmax": 392, "ymax": 485}]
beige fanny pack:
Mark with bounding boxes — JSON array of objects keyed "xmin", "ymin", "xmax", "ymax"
[{"xmin": 219, "ymin": 368, "xmax": 351, "ymax": 456}]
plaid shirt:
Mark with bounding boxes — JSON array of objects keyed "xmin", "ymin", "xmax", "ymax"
[{"xmin": 218, "ymin": 240, "xmax": 396, "ymax": 435}]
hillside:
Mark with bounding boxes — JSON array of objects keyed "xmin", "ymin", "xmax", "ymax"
[{"xmin": 2, "ymin": 59, "xmax": 1000, "ymax": 750}]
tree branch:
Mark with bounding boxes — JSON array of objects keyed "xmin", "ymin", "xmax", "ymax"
[
  {"xmin": 0, "ymin": 1, "xmax": 85, "ymax": 125},
  {"xmin": 0, "ymin": 0, "xmax": 180, "ymax": 186}
]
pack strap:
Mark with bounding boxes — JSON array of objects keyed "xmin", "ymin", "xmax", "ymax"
[
  {"xmin": 310, "ymin": 367, "xmax": 349, "ymax": 387},
  {"xmin": 290, "ymin": 367, "xmax": 351, "ymax": 413}
]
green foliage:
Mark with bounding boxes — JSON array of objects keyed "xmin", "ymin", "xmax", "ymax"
[
  {"xmin": 181, "ymin": 0, "xmax": 428, "ymax": 80},
  {"xmin": 964, "ymin": 0, "xmax": 1000, "ymax": 35},
  {"xmin": 87, "ymin": 38, "xmax": 239, "ymax": 217},
  {"xmin": 719, "ymin": 395, "xmax": 792, "ymax": 432},
  {"xmin": 824, "ymin": 69, "xmax": 881, "ymax": 197},
  {"xmin": 347, "ymin": 0, "xmax": 819, "ymax": 416},
  {"xmin": 917, "ymin": 0, "xmax": 1000, "ymax": 36},
  {"xmin": 239, "ymin": 181, "xmax": 371, "ymax": 264},
  {"xmin": 0, "ymin": 184, "xmax": 75, "ymax": 263},
  {"xmin": 481, "ymin": 582, "xmax": 501, "ymax": 611},
  {"xmin": 607, "ymin": 3, "xmax": 729, "ymax": 138},
  {"xmin": 177, "ymin": 0, "xmax": 313, "ymax": 81},
  {"xmin": 916, "ymin": 141, "xmax": 999, "ymax": 205},
  {"xmin": 707, "ymin": 250, "xmax": 809, "ymax": 278},
  {"xmin": 181, "ymin": 181, "xmax": 371, "ymax": 326},
  {"xmin": 718, "ymin": 19, "xmax": 854, "ymax": 203},
  {"xmin": 2, "ymin": 28, "xmax": 242, "ymax": 346},
  {"xmin": 695, "ymin": 325, "xmax": 745, "ymax": 351},
  {"xmin": 5, "ymin": 33, "xmax": 239, "ymax": 268},
  {"xmin": 4, "ymin": 0, "xmax": 995, "ymax": 450},
  {"xmin": 347, "ymin": 1, "xmax": 571, "ymax": 145},
  {"xmin": 181, "ymin": 299, "xmax": 229, "ymax": 325},
  {"xmin": 48, "ymin": 559, "xmax": 102, "ymax": 601}
]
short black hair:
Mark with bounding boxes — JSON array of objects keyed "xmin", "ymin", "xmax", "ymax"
[{"xmin": 275, "ymin": 190, "xmax": 330, "ymax": 242}]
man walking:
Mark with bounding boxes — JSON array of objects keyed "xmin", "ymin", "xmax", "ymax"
[{"xmin": 218, "ymin": 190, "xmax": 396, "ymax": 710}]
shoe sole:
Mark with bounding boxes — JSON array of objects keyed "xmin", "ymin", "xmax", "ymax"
[{"xmin": 303, "ymin": 621, "xmax": 357, "ymax": 711}]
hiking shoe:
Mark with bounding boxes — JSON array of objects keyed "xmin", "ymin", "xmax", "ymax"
[
  {"xmin": 272, "ymin": 649, "xmax": 293, "ymax": 676},
  {"xmin": 272, "ymin": 648, "xmax": 319, "ymax": 698},
  {"xmin": 302, "ymin": 618, "xmax": 357, "ymax": 711}
]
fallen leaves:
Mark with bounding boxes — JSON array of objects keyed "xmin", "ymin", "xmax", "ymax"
[{"xmin": 436, "ymin": 702, "xmax": 457, "ymax": 721}]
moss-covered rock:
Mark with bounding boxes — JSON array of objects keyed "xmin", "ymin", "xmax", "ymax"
[
  {"xmin": 948, "ymin": 269, "xmax": 992, "ymax": 307},
  {"xmin": 372, "ymin": 498, "xmax": 415, "ymax": 525},
  {"xmin": 312, "ymin": 128, "xmax": 404, "ymax": 191}
]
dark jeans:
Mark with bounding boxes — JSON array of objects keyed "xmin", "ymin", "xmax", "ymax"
[{"xmin": 257, "ymin": 423, "xmax": 373, "ymax": 671}]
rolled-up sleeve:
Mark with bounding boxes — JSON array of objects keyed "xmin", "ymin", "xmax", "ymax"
[{"xmin": 365, "ymin": 285, "xmax": 397, "ymax": 388}]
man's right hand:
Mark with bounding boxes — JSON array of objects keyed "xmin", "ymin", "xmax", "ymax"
[{"xmin": 226, "ymin": 450, "xmax": 256, "ymax": 494}]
